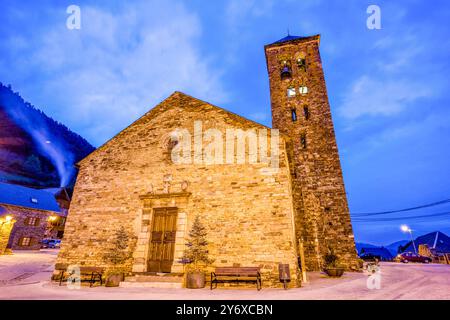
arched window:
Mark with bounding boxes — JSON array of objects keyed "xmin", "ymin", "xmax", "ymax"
[
  {"xmin": 297, "ymin": 58, "xmax": 307, "ymax": 71},
  {"xmin": 287, "ymin": 87, "xmax": 296, "ymax": 98},
  {"xmin": 300, "ymin": 134, "xmax": 307, "ymax": 149},
  {"xmin": 299, "ymin": 86, "xmax": 308, "ymax": 95},
  {"xmin": 303, "ymin": 106, "xmax": 310, "ymax": 120},
  {"xmin": 280, "ymin": 61, "xmax": 292, "ymax": 80},
  {"xmin": 291, "ymin": 109, "xmax": 297, "ymax": 121}
]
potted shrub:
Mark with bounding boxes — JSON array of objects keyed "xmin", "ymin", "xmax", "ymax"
[
  {"xmin": 103, "ymin": 226, "xmax": 132, "ymax": 287},
  {"xmin": 181, "ymin": 215, "xmax": 213, "ymax": 289},
  {"xmin": 323, "ymin": 248, "xmax": 345, "ymax": 277}
]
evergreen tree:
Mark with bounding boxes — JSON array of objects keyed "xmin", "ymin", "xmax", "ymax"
[
  {"xmin": 103, "ymin": 226, "xmax": 131, "ymax": 266},
  {"xmin": 182, "ymin": 215, "xmax": 213, "ymax": 271}
]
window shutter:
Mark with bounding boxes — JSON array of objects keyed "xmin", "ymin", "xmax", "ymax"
[
  {"xmin": 34, "ymin": 218, "xmax": 41, "ymax": 226},
  {"xmin": 24, "ymin": 217, "xmax": 30, "ymax": 225}
]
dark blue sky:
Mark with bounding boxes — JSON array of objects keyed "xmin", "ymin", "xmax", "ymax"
[{"xmin": 1, "ymin": 0, "xmax": 449, "ymax": 244}]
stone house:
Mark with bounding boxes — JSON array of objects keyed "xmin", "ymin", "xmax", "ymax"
[
  {"xmin": 42, "ymin": 187, "xmax": 71, "ymax": 239},
  {"xmin": 0, "ymin": 182, "xmax": 62, "ymax": 250},
  {"xmin": 55, "ymin": 34, "xmax": 359, "ymax": 288}
]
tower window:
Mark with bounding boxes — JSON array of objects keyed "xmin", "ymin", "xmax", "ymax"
[
  {"xmin": 280, "ymin": 61, "xmax": 292, "ymax": 80},
  {"xmin": 303, "ymin": 106, "xmax": 310, "ymax": 120},
  {"xmin": 291, "ymin": 109, "xmax": 297, "ymax": 122},
  {"xmin": 297, "ymin": 58, "xmax": 307, "ymax": 71},
  {"xmin": 299, "ymin": 86, "xmax": 308, "ymax": 95},
  {"xmin": 300, "ymin": 134, "xmax": 307, "ymax": 149},
  {"xmin": 287, "ymin": 87, "xmax": 296, "ymax": 98}
]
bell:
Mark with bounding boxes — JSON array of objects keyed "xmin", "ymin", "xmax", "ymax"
[{"xmin": 281, "ymin": 66, "xmax": 291, "ymax": 78}]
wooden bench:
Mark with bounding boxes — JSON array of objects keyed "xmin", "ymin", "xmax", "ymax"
[
  {"xmin": 55, "ymin": 263, "xmax": 104, "ymax": 287},
  {"xmin": 211, "ymin": 267, "xmax": 261, "ymax": 290}
]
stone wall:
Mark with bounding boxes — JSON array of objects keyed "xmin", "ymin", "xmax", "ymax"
[
  {"xmin": 0, "ymin": 217, "xmax": 14, "ymax": 254},
  {"xmin": 56, "ymin": 92, "xmax": 300, "ymax": 287},
  {"xmin": 2, "ymin": 205, "xmax": 51, "ymax": 250},
  {"xmin": 265, "ymin": 35, "xmax": 360, "ymax": 271}
]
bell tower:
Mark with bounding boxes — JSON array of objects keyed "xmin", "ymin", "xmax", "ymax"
[{"xmin": 264, "ymin": 34, "xmax": 359, "ymax": 271}]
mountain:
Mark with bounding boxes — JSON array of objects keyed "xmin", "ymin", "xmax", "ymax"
[
  {"xmin": 355, "ymin": 240, "xmax": 409, "ymax": 256},
  {"xmin": 0, "ymin": 82, "xmax": 95, "ymax": 189},
  {"xmin": 355, "ymin": 242, "xmax": 377, "ymax": 254},
  {"xmin": 385, "ymin": 240, "xmax": 409, "ymax": 256}
]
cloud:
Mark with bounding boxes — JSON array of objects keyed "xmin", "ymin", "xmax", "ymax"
[
  {"xmin": 0, "ymin": 1, "xmax": 227, "ymax": 146},
  {"xmin": 339, "ymin": 75, "xmax": 431, "ymax": 120},
  {"xmin": 225, "ymin": 0, "xmax": 275, "ymax": 29}
]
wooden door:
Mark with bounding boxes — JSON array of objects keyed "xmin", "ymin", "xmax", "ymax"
[{"xmin": 147, "ymin": 207, "xmax": 178, "ymax": 273}]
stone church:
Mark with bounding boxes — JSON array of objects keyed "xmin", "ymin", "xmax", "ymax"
[{"xmin": 55, "ymin": 34, "xmax": 359, "ymax": 287}]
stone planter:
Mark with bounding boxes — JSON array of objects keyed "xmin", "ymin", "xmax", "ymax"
[
  {"xmin": 105, "ymin": 273, "xmax": 124, "ymax": 287},
  {"xmin": 186, "ymin": 271, "xmax": 205, "ymax": 289},
  {"xmin": 324, "ymin": 267, "xmax": 345, "ymax": 277}
]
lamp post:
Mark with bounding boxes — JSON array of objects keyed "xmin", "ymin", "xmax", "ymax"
[{"xmin": 401, "ymin": 224, "xmax": 417, "ymax": 254}]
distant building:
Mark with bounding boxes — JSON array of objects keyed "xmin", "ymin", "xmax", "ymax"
[
  {"xmin": 400, "ymin": 231, "xmax": 450, "ymax": 256},
  {"xmin": 42, "ymin": 187, "xmax": 71, "ymax": 238},
  {"xmin": 359, "ymin": 247, "xmax": 393, "ymax": 261},
  {"xmin": 0, "ymin": 182, "xmax": 63, "ymax": 251}
]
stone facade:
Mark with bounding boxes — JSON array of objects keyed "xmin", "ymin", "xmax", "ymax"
[
  {"xmin": 2, "ymin": 205, "xmax": 52, "ymax": 250},
  {"xmin": 265, "ymin": 35, "xmax": 359, "ymax": 270},
  {"xmin": 55, "ymin": 35, "xmax": 360, "ymax": 287},
  {"xmin": 0, "ymin": 216, "xmax": 15, "ymax": 254},
  {"xmin": 56, "ymin": 93, "xmax": 300, "ymax": 287}
]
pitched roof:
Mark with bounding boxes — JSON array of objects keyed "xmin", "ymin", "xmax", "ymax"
[
  {"xmin": 271, "ymin": 35, "xmax": 306, "ymax": 44},
  {"xmin": 401, "ymin": 231, "xmax": 450, "ymax": 254},
  {"xmin": 265, "ymin": 34, "xmax": 320, "ymax": 48},
  {"xmin": 0, "ymin": 182, "xmax": 61, "ymax": 213},
  {"xmin": 41, "ymin": 187, "xmax": 71, "ymax": 201},
  {"xmin": 77, "ymin": 91, "xmax": 273, "ymax": 166}
]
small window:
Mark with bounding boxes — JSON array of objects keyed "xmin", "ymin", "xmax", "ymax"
[
  {"xmin": 30, "ymin": 197, "xmax": 38, "ymax": 204},
  {"xmin": 19, "ymin": 237, "xmax": 32, "ymax": 247},
  {"xmin": 287, "ymin": 87, "xmax": 296, "ymax": 97},
  {"xmin": 297, "ymin": 58, "xmax": 307, "ymax": 71},
  {"xmin": 299, "ymin": 86, "xmax": 308, "ymax": 95},
  {"xmin": 291, "ymin": 109, "xmax": 297, "ymax": 121},
  {"xmin": 25, "ymin": 217, "xmax": 40, "ymax": 226},
  {"xmin": 280, "ymin": 61, "xmax": 292, "ymax": 80},
  {"xmin": 300, "ymin": 134, "xmax": 307, "ymax": 149},
  {"xmin": 303, "ymin": 106, "xmax": 310, "ymax": 120}
]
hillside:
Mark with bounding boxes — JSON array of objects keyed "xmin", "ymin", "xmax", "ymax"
[{"xmin": 0, "ymin": 83, "xmax": 95, "ymax": 188}]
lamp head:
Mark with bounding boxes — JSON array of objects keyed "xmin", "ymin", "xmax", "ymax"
[{"xmin": 400, "ymin": 224, "xmax": 410, "ymax": 233}]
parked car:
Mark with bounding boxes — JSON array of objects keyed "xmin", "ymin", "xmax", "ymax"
[
  {"xmin": 396, "ymin": 252, "xmax": 432, "ymax": 263},
  {"xmin": 41, "ymin": 239, "xmax": 61, "ymax": 249},
  {"xmin": 360, "ymin": 253, "xmax": 380, "ymax": 262}
]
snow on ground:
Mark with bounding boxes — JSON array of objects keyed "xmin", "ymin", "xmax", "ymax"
[{"xmin": 0, "ymin": 250, "xmax": 449, "ymax": 300}]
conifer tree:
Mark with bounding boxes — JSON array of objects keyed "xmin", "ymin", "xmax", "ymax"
[
  {"xmin": 182, "ymin": 215, "xmax": 213, "ymax": 271},
  {"xmin": 103, "ymin": 226, "xmax": 131, "ymax": 266}
]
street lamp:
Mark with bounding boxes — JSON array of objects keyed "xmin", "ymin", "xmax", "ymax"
[{"xmin": 400, "ymin": 224, "xmax": 417, "ymax": 254}]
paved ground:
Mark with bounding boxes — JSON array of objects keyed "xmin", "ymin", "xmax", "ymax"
[{"xmin": 0, "ymin": 250, "xmax": 449, "ymax": 300}]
